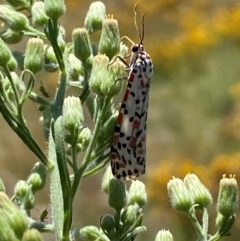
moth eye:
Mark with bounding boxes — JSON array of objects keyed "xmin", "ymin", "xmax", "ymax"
[{"xmin": 132, "ymin": 45, "xmax": 139, "ymax": 52}]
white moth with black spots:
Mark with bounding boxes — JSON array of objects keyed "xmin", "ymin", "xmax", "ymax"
[{"xmin": 111, "ymin": 42, "xmax": 153, "ymax": 180}]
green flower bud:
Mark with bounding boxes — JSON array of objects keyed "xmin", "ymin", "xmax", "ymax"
[
  {"xmin": 103, "ymin": 112, "xmax": 118, "ymax": 137},
  {"xmin": 66, "ymin": 53, "xmax": 83, "ymax": 81},
  {"xmin": 217, "ymin": 175, "xmax": 238, "ymax": 217},
  {"xmin": 8, "ymin": 57, "xmax": 18, "ymax": 71},
  {"xmin": 24, "ymin": 38, "xmax": 44, "ymax": 74},
  {"xmin": 89, "ymin": 54, "xmax": 109, "ymax": 96},
  {"xmin": 22, "ymin": 228, "xmax": 43, "ymax": 241},
  {"xmin": 79, "ymin": 226, "xmax": 107, "ymax": 241},
  {"xmin": 0, "ymin": 37, "xmax": 13, "ymax": 68},
  {"xmin": 100, "ymin": 214, "xmax": 115, "ymax": 237},
  {"xmin": 14, "ymin": 180, "xmax": 29, "ymax": 201},
  {"xmin": 128, "ymin": 180, "xmax": 147, "ymax": 207},
  {"xmin": 109, "ymin": 178, "xmax": 126, "ymax": 211},
  {"xmin": 14, "ymin": 179, "xmax": 34, "ymax": 210},
  {"xmin": 95, "ymin": 111, "xmax": 118, "ymax": 146},
  {"xmin": 27, "ymin": 162, "xmax": 47, "ymax": 193},
  {"xmin": 0, "ymin": 178, "xmax": 5, "ymax": 192},
  {"xmin": 0, "ymin": 192, "xmax": 28, "ymax": 239},
  {"xmin": 99, "ymin": 18, "xmax": 120, "ymax": 60},
  {"xmin": 102, "ymin": 166, "xmax": 114, "ymax": 194},
  {"xmin": 155, "ymin": 230, "xmax": 174, "ymax": 241},
  {"xmin": 32, "ymin": 1, "xmax": 49, "ymax": 28},
  {"xmin": 107, "ymin": 58, "xmax": 126, "ymax": 97},
  {"xmin": 119, "ymin": 42, "xmax": 129, "ymax": 58},
  {"xmin": 84, "ymin": 1, "xmax": 106, "ymax": 34},
  {"xmin": 4, "ymin": 0, "xmax": 30, "ymax": 8},
  {"xmin": 0, "ymin": 215, "xmax": 18, "ymax": 241},
  {"xmin": 167, "ymin": 177, "xmax": 194, "ymax": 213},
  {"xmin": 89, "ymin": 54, "xmax": 125, "ymax": 97},
  {"xmin": 57, "ymin": 25, "xmax": 66, "ymax": 53},
  {"xmin": 2, "ymin": 72, "xmax": 20, "ymax": 100},
  {"xmin": 0, "ymin": 28, "xmax": 23, "ymax": 44},
  {"xmin": 215, "ymin": 212, "xmax": 236, "ymax": 235},
  {"xmin": 77, "ymin": 127, "xmax": 91, "ymax": 151},
  {"xmin": 44, "ymin": 44, "xmax": 58, "ymax": 72},
  {"xmin": 62, "ymin": 96, "xmax": 84, "ymax": 132},
  {"xmin": 184, "ymin": 174, "xmax": 212, "ymax": 209},
  {"xmin": 122, "ymin": 204, "xmax": 139, "ymax": 226},
  {"xmin": 44, "ymin": 0, "xmax": 66, "ymax": 20},
  {"xmin": 72, "ymin": 27, "xmax": 93, "ymax": 64},
  {"xmin": 0, "ymin": 5, "xmax": 29, "ymax": 31}
]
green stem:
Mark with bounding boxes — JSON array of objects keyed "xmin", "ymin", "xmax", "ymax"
[
  {"xmin": 188, "ymin": 207, "xmax": 206, "ymax": 241},
  {"xmin": 71, "ymin": 96, "xmax": 112, "ymax": 199},
  {"xmin": 24, "ymin": 25, "xmax": 47, "ymax": 39},
  {"xmin": 71, "ymin": 126, "xmax": 80, "ymax": 171}
]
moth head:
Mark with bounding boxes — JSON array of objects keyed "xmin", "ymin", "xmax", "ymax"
[{"xmin": 131, "ymin": 44, "xmax": 144, "ymax": 53}]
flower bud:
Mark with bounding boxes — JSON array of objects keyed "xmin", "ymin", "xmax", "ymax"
[
  {"xmin": 89, "ymin": 54, "xmax": 109, "ymax": 96},
  {"xmin": 66, "ymin": 53, "xmax": 83, "ymax": 81},
  {"xmin": 0, "ymin": 29, "xmax": 23, "ymax": 44},
  {"xmin": 89, "ymin": 54, "xmax": 125, "ymax": 97},
  {"xmin": 100, "ymin": 214, "xmax": 115, "ymax": 236},
  {"xmin": 0, "ymin": 5, "xmax": 29, "ymax": 31},
  {"xmin": 0, "ymin": 192, "xmax": 28, "ymax": 239},
  {"xmin": 22, "ymin": 228, "xmax": 44, "ymax": 241},
  {"xmin": 77, "ymin": 127, "xmax": 91, "ymax": 152},
  {"xmin": 8, "ymin": 57, "xmax": 18, "ymax": 71},
  {"xmin": 24, "ymin": 38, "xmax": 44, "ymax": 74},
  {"xmin": 4, "ymin": 0, "xmax": 30, "ymax": 8},
  {"xmin": 215, "ymin": 212, "xmax": 236, "ymax": 235},
  {"xmin": 44, "ymin": 45, "xmax": 58, "ymax": 72},
  {"xmin": 0, "ymin": 178, "xmax": 5, "ymax": 192},
  {"xmin": 102, "ymin": 166, "xmax": 114, "ymax": 194},
  {"xmin": 14, "ymin": 180, "xmax": 29, "ymax": 201},
  {"xmin": 184, "ymin": 173, "xmax": 212, "ymax": 209},
  {"xmin": 2, "ymin": 72, "xmax": 19, "ymax": 100},
  {"xmin": 44, "ymin": 0, "xmax": 66, "ymax": 20},
  {"xmin": 100, "ymin": 111, "xmax": 118, "ymax": 140},
  {"xmin": 27, "ymin": 162, "xmax": 47, "ymax": 193},
  {"xmin": 99, "ymin": 18, "xmax": 120, "ymax": 60},
  {"xmin": 79, "ymin": 226, "xmax": 106, "ymax": 241},
  {"xmin": 57, "ymin": 25, "xmax": 66, "ymax": 53},
  {"xmin": 167, "ymin": 177, "xmax": 194, "ymax": 213},
  {"xmin": 62, "ymin": 96, "xmax": 84, "ymax": 132},
  {"xmin": 109, "ymin": 178, "xmax": 126, "ymax": 211},
  {"xmin": 72, "ymin": 28, "xmax": 93, "ymax": 64},
  {"xmin": 155, "ymin": 230, "xmax": 174, "ymax": 241},
  {"xmin": 84, "ymin": 1, "xmax": 106, "ymax": 34},
  {"xmin": 128, "ymin": 180, "xmax": 147, "ymax": 207},
  {"xmin": 14, "ymin": 180, "xmax": 35, "ymax": 210},
  {"xmin": 0, "ymin": 215, "xmax": 18, "ymax": 241},
  {"xmin": 0, "ymin": 37, "xmax": 13, "ymax": 68},
  {"xmin": 217, "ymin": 175, "xmax": 238, "ymax": 217},
  {"xmin": 119, "ymin": 42, "xmax": 129, "ymax": 58},
  {"xmin": 122, "ymin": 204, "xmax": 138, "ymax": 226},
  {"xmin": 32, "ymin": 1, "xmax": 49, "ymax": 28},
  {"xmin": 91, "ymin": 107, "xmax": 116, "ymax": 145},
  {"xmin": 107, "ymin": 58, "xmax": 126, "ymax": 97}
]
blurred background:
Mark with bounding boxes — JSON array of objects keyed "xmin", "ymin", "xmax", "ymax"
[{"xmin": 0, "ymin": 0, "xmax": 240, "ymax": 240}]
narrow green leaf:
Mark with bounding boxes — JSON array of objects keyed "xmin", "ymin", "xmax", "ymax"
[{"xmin": 48, "ymin": 120, "xmax": 64, "ymax": 241}]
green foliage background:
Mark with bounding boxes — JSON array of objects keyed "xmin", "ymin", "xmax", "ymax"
[{"xmin": 0, "ymin": 0, "xmax": 240, "ymax": 241}]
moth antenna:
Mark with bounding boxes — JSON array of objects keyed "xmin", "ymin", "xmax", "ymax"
[
  {"xmin": 134, "ymin": 3, "xmax": 141, "ymax": 41},
  {"xmin": 121, "ymin": 35, "xmax": 135, "ymax": 45},
  {"xmin": 140, "ymin": 14, "xmax": 145, "ymax": 44},
  {"xmin": 134, "ymin": 3, "xmax": 145, "ymax": 44}
]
